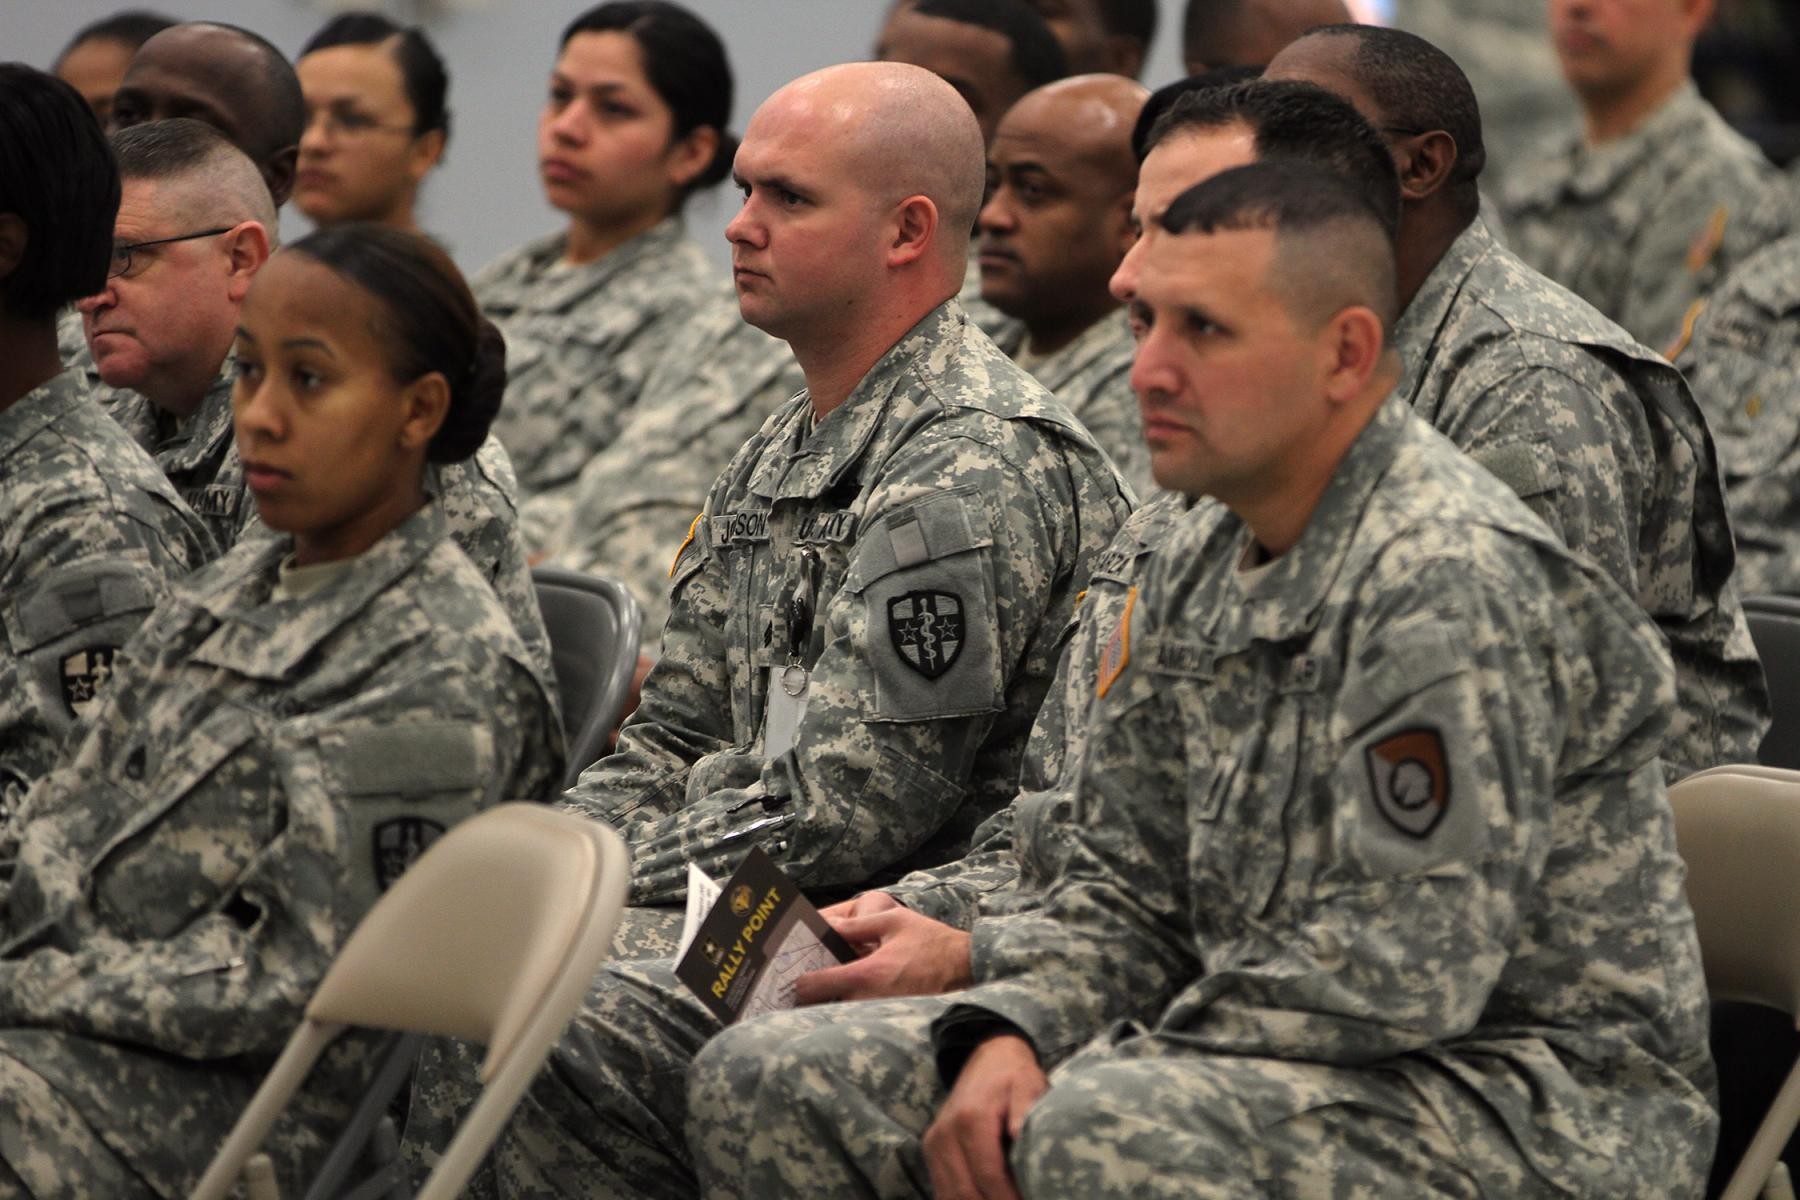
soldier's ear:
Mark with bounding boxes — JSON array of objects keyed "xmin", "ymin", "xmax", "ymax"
[
  {"xmin": 0, "ymin": 214, "xmax": 24, "ymax": 284},
  {"xmin": 1393, "ymin": 130, "xmax": 1457, "ymax": 204}
]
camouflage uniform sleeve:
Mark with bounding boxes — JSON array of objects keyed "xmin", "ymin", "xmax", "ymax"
[
  {"xmin": 946, "ymin": 550, "xmax": 1596, "ymax": 1068},
  {"xmin": 0, "ymin": 651, "xmax": 560, "ymax": 1058},
  {"xmin": 606, "ymin": 431, "xmax": 1086, "ymax": 906},
  {"xmin": 1, "ymin": 485, "xmax": 202, "ymax": 805}
]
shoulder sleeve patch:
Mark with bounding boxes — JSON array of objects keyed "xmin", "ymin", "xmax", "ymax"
[
  {"xmin": 1364, "ymin": 727, "xmax": 1450, "ymax": 839},
  {"xmin": 328, "ymin": 721, "xmax": 491, "ymax": 797},
  {"xmin": 1096, "ymin": 586, "xmax": 1135, "ymax": 699},
  {"xmin": 670, "ymin": 512, "xmax": 705, "ymax": 579}
]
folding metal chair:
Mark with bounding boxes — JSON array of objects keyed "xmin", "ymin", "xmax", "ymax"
[
  {"xmin": 192, "ymin": 803, "xmax": 630, "ymax": 1200},
  {"xmin": 532, "ymin": 566, "xmax": 644, "ymax": 786}
]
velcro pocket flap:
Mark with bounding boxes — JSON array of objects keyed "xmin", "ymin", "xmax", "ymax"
[
  {"xmin": 846, "ymin": 489, "xmax": 992, "ymax": 592},
  {"xmin": 8, "ymin": 557, "xmax": 159, "ymax": 653},
  {"xmin": 323, "ymin": 721, "xmax": 492, "ymax": 799}
]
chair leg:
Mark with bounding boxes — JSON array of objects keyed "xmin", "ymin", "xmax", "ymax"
[
  {"xmin": 1766, "ymin": 1161, "xmax": 1795, "ymax": 1200},
  {"xmin": 245, "ymin": 1154, "xmax": 280, "ymax": 1200},
  {"xmin": 1727, "ymin": 1061, "xmax": 1800, "ymax": 1200}
]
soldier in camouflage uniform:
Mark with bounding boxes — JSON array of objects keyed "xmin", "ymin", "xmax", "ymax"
[
  {"xmin": 537, "ymin": 300, "xmax": 804, "ymax": 647},
  {"xmin": 1677, "ymin": 231, "xmax": 1800, "ymax": 595},
  {"xmin": 0, "ymin": 66, "xmax": 212, "ymax": 813},
  {"xmin": 1501, "ymin": 0, "xmax": 1789, "ymax": 352},
  {"xmin": 1151, "ymin": 56, "xmax": 1768, "ymax": 778},
  {"xmin": 399, "ymin": 61, "xmax": 1130, "ymax": 1196},
  {"xmin": 482, "ymin": 3, "xmax": 744, "ymax": 547},
  {"xmin": 75, "ymin": 119, "xmax": 274, "ymax": 553},
  {"xmin": 0, "ymin": 227, "xmax": 565, "ymax": 1197},
  {"xmin": 979, "ymin": 75, "xmax": 1153, "ymax": 494},
  {"xmin": 689, "ymin": 161, "xmax": 1714, "ymax": 1200}
]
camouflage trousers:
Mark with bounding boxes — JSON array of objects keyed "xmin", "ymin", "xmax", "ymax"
[
  {"xmin": 401, "ymin": 904, "xmax": 700, "ymax": 1198},
  {"xmin": 0, "ymin": 1046, "xmax": 151, "ymax": 1198},
  {"xmin": 688, "ymin": 997, "xmax": 1501, "ymax": 1200}
]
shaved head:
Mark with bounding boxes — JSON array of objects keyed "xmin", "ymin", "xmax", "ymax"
[
  {"xmin": 1182, "ymin": 0, "xmax": 1352, "ymax": 72},
  {"xmin": 761, "ymin": 62, "xmax": 986, "ymax": 262},
  {"xmin": 112, "ymin": 22, "xmax": 304, "ymax": 207},
  {"xmin": 1004, "ymin": 73, "xmax": 1147, "ymax": 185}
]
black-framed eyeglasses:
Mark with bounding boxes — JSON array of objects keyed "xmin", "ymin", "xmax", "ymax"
[{"xmin": 107, "ymin": 227, "xmax": 233, "ymax": 279}]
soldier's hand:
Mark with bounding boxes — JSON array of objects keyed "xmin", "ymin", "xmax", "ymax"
[
  {"xmin": 923, "ymin": 1034, "xmax": 1044, "ymax": 1200},
  {"xmin": 793, "ymin": 906, "xmax": 972, "ymax": 1003},
  {"xmin": 817, "ymin": 889, "xmax": 903, "ymax": 922}
]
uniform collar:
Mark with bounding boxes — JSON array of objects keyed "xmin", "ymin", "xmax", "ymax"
[
  {"xmin": 747, "ymin": 299, "xmax": 970, "ymax": 502},
  {"xmin": 1566, "ymin": 81, "xmax": 1707, "ymax": 201},
  {"xmin": 1020, "ymin": 310, "xmax": 1133, "ymax": 395},
  {"xmin": 183, "ymin": 501, "xmax": 447, "ymax": 680},
  {"xmin": 1199, "ymin": 393, "xmax": 1411, "ymax": 648},
  {"xmin": 503, "ymin": 217, "xmax": 691, "ymax": 313},
  {"xmin": 0, "ymin": 369, "xmax": 88, "ymax": 462},
  {"xmin": 1390, "ymin": 219, "xmax": 1496, "ymax": 404}
]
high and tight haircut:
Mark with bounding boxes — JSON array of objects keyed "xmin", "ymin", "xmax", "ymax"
[
  {"xmin": 286, "ymin": 223, "xmax": 506, "ymax": 464},
  {"xmin": 1159, "ymin": 158, "xmax": 1397, "ymax": 327},
  {"xmin": 1145, "ymin": 79, "xmax": 1401, "ymax": 241},
  {"xmin": 560, "ymin": 1, "xmax": 736, "ymax": 200},
  {"xmin": 1132, "ymin": 65, "xmax": 1262, "ymax": 162},
  {"xmin": 1098, "ymin": 0, "xmax": 1157, "ymax": 44},
  {"xmin": 56, "ymin": 9, "xmax": 177, "ymax": 63},
  {"xmin": 0, "ymin": 64, "xmax": 119, "ymax": 319},
  {"xmin": 301, "ymin": 12, "xmax": 451, "ymax": 143},
  {"xmin": 109, "ymin": 117, "xmax": 276, "ymax": 228},
  {"xmin": 190, "ymin": 22, "xmax": 307, "ymax": 164},
  {"xmin": 911, "ymin": 0, "xmax": 1071, "ymax": 88},
  {"xmin": 1299, "ymin": 24, "xmax": 1486, "ymax": 212}
]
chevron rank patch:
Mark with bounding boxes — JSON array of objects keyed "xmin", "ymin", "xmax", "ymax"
[{"xmin": 1364, "ymin": 727, "xmax": 1450, "ymax": 839}]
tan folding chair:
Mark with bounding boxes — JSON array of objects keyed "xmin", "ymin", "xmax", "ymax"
[
  {"xmin": 1671, "ymin": 765, "xmax": 1800, "ymax": 1200},
  {"xmin": 191, "ymin": 803, "xmax": 630, "ymax": 1200}
]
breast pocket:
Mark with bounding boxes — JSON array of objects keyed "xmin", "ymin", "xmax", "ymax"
[
  {"xmin": 310, "ymin": 719, "xmax": 497, "ymax": 918},
  {"xmin": 90, "ymin": 703, "xmax": 263, "ymax": 940}
]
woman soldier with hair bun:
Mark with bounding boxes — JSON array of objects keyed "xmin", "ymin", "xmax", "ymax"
[
  {"xmin": 478, "ymin": 0, "xmax": 743, "ymax": 547},
  {"xmin": 0, "ymin": 224, "xmax": 563, "ymax": 1196}
]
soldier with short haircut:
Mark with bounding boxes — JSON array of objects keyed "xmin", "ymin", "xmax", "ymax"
[
  {"xmin": 689, "ymin": 160, "xmax": 1714, "ymax": 1200},
  {"xmin": 400, "ymin": 60, "xmax": 1129, "ymax": 1197},
  {"xmin": 0, "ymin": 67, "xmax": 209, "ymax": 809},
  {"xmin": 978, "ymin": 74, "xmax": 1151, "ymax": 491},
  {"xmin": 1020, "ymin": 0, "xmax": 1156, "ymax": 79},
  {"xmin": 1501, "ymin": 0, "xmax": 1789, "ymax": 352}
]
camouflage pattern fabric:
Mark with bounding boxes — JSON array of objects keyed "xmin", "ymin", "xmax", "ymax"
[
  {"xmin": 537, "ymin": 300, "xmax": 805, "ymax": 648},
  {"xmin": 476, "ymin": 218, "xmax": 725, "ymax": 528},
  {"xmin": 0, "ymin": 501, "xmax": 563, "ymax": 1199},
  {"xmin": 992, "ymin": 311, "xmax": 1151, "ymax": 497},
  {"xmin": 232, "ymin": 434, "xmax": 558, "ymax": 703},
  {"xmin": 688, "ymin": 395, "xmax": 1715, "ymax": 1199},
  {"xmin": 881, "ymin": 490, "xmax": 1189, "ymax": 929},
  {"xmin": 1677, "ymin": 232, "xmax": 1800, "ymax": 595},
  {"xmin": 397, "ymin": 300, "xmax": 1132, "ymax": 1195},
  {"xmin": 565, "ymin": 299, "xmax": 1131, "ymax": 906},
  {"xmin": 1503, "ymin": 81, "xmax": 1790, "ymax": 353},
  {"xmin": 1395, "ymin": 219, "xmax": 1768, "ymax": 777},
  {"xmin": 98, "ymin": 366, "xmax": 244, "ymax": 555},
  {"xmin": 0, "ymin": 370, "xmax": 212, "ymax": 811}
]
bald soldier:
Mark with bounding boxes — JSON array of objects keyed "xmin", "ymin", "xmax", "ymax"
[
  {"xmin": 688, "ymin": 159, "xmax": 1714, "ymax": 1200},
  {"xmin": 400, "ymin": 61, "xmax": 1129, "ymax": 1197},
  {"xmin": 979, "ymin": 75, "xmax": 1151, "ymax": 491},
  {"xmin": 1121, "ymin": 71, "xmax": 1767, "ymax": 778},
  {"xmin": 1181, "ymin": 0, "xmax": 1350, "ymax": 73},
  {"xmin": 1502, "ymin": 0, "xmax": 1789, "ymax": 351},
  {"xmin": 109, "ymin": 21, "xmax": 304, "ymax": 209}
]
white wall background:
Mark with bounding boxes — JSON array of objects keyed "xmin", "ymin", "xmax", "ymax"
[{"xmin": 1, "ymin": 0, "xmax": 1192, "ymax": 277}]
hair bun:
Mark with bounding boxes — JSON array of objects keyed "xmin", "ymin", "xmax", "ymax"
[{"xmin": 429, "ymin": 318, "xmax": 506, "ymax": 463}]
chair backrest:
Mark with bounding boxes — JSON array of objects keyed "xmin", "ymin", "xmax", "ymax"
[
  {"xmin": 531, "ymin": 566, "xmax": 644, "ymax": 786},
  {"xmin": 1669, "ymin": 766, "xmax": 1800, "ymax": 1014},
  {"xmin": 192, "ymin": 804, "xmax": 630, "ymax": 1200},
  {"xmin": 1744, "ymin": 595, "xmax": 1800, "ymax": 770}
]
